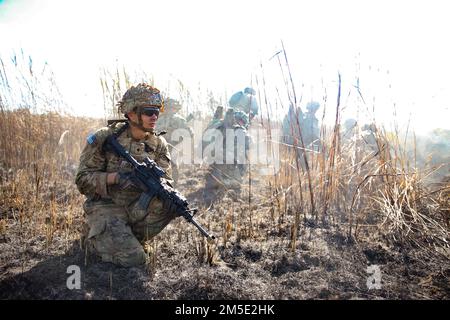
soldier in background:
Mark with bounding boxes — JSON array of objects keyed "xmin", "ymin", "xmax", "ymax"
[
  {"xmin": 156, "ymin": 98, "xmax": 193, "ymax": 185},
  {"xmin": 282, "ymin": 103, "xmax": 304, "ymax": 146},
  {"xmin": 342, "ymin": 118, "xmax": 358, "ymax": 141},
  {"xmin": 233, "ymin": 110, "xmax": 251, "ymax": 178},
  {"xmin": 281, "ymin": 101, "xmax": 321, "ymax": 167},
  {"xmin": 201, "ymin": 88, "xmax": 258, "ymax": 204},
  {"xmin": 302, "ymin": 101, "xmax": 321, "ymax": 151},
  {"xmin": 203, "ymin": 108, "xmax": 250, "ymax": 205},
  {"xmin": 361, "ymin": 123, "xmax": 378, "ymax": 152},
  {"xmin": 234, "ymin": 110, "xmax": 249, "ymax": 130},
  {"xmin": 205, "ymin": 105, "xmax": 224, "ymax": 130},
  {"xmin": 228, "ymin": 87, "xmax": 259, "ymax": 125}
]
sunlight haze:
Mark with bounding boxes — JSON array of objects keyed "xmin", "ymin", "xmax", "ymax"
[{"xmin": 0, "ymin": 0, "xmax": 449, "ymax": 133}]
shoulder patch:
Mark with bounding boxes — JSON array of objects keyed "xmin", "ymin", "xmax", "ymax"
[
  {"xmin": 87, "ymin": 133, "xmax": 97, "ymax": 145},
  {"xmin": 86, "ymin": 126, "xmax": 113, "ymax": 148}
]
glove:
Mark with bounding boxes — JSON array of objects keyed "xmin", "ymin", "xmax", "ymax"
[{"xmin": 116, "ymin": 170, "xmax": 143, "ymax": 191}]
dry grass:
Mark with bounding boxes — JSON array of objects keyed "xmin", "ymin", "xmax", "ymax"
[
  {"xmin": 0, "ymin": 52, "xmax": 449, "ymax": 299},
  {"xmin": 0, "ymin": 109, "xmax": 101, "ymax": 250},
  {"xmin": 251, "ymin": 47, "xmax": 449, "ymax": 257},
  {"xmin": 271, "ymin": 122, "xmax": 450, "ymax": 250},
  {"xmin": 1, "ymin": 106, "xmax": 447, "ymax": 275}
]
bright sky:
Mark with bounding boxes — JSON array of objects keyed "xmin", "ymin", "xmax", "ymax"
[{"xmin": 0, "ymin": 0, "xmax": 449, "ymax": 133}]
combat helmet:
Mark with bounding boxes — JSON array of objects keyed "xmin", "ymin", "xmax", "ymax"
[
  {"xmin": 117, "ymin": 83, "xmax": 164, "ymax": 132},
  {"xmin": 229, "ymin": 87, "xmax": 259, "ymax": 120}
]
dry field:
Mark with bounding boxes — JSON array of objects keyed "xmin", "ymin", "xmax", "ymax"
[
  {"xmin": 0, "ymin": 108, "xmax": 448, "ymax": 300},
  {"xmin": 0, "ymin": 55, "xmax": 448, "ymax": 300}
]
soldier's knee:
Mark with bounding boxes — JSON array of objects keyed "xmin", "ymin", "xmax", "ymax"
[{"xmin": 87, "ymin": 215, "xmax": 146, "ymax": 267}]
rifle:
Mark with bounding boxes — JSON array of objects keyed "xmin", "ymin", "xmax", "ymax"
[{"xmin": 104, "ymin": 124, "xmax": 215, "ymax": 241}]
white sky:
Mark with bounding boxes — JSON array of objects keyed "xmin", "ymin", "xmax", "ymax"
[{"xmin": 0, "ymin": 0, "xmax": 449, "ymax": 133}]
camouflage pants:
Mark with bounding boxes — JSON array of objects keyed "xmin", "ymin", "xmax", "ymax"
[{"xmin": 83, "ymin": 197, "xmax": 176, "ymax": 267}]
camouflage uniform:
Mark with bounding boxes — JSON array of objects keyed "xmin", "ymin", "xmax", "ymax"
[
  {"xmin": 282, "ymin": 102, "xmax": 320, "ymax": 157},
  {"xmin": 202, "ymin": 88, "xmax": 258, "ymax": 204},
  {"xmin": 229, "ymin": 87, "xmax": 259, "ymax": 123},
  {"xmin": 205, "ymin": 105, "xmax": 224, "ymax": 131},
  {"xmin": 342, "ymin": 118, "xmax": 358, "ymax": 141},
  {"xmin": 282, "ymin": 104, "xmax": 304, "ymax": 146},
  {"xmin": 302, "ymin": 101, "xmax": 320, "ymax": 151},
  {"xmin": 361, "ymin": 123, "xmax": 378, "ymax": 152},
  {"xmin": 203, "ymin": 108, "xmax": 250, "ymax": 204},
  {"xmin": 75, "ymin": 84, "xmax": 176, "ymax": 267},
  {"xmin": 156, "ymin": 98, "xmax": 192, "ymax": 185}
]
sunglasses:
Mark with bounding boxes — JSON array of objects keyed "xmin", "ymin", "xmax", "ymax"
[{"xmin": 141, "ymin": 107, "xmax": 160, "ymax": 117}]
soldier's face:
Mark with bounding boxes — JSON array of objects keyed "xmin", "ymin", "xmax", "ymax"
[
  {"xmin": 141, "ymin": 112, "xmax": 158, "ymax": 129},
  {"xmin": 141, "ymin": 107, "xmax": 159, "ymax": 129},
  {"xmin": 128, "ymin": 109, "xmax": 158, "ymax": 130}
]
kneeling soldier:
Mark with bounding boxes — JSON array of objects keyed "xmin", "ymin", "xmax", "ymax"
[{"xmin": 75, "ymin": 83, "xmax": 176, "ymax": 267}]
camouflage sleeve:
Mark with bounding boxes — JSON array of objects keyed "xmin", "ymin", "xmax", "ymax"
[
  {"xmin": 155, "ymin": 136, "xmax": 174, "ymax": 185},
  {"xmin": 75, "ymin": 127, "xmax": 111, "ymax": 198}
]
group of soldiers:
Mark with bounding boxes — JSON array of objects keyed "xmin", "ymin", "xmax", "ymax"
[
  {"xmin": 201, "ymin": 87, "xmax": 258, "ymax": 205},
  {"xmin": 281, "ymin": 102, "xmax": 381, "ymax": 161},
  {"xmin": 75, "ymin": 82, "xmax": 323, "ymax": 268},
  {"xmin": 151, "ymin": 87, "xmax": 259, "ymax": 205}
]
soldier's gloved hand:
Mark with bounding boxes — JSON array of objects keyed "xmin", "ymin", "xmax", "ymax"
[{"xmin": 116, "ymin": 171, "xmax": 143, "ymax": 191}]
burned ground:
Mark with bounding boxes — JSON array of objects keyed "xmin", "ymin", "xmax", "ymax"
[{"xmin": 0, "ymin": 167, "xmax": 448, "ymax": 300}]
